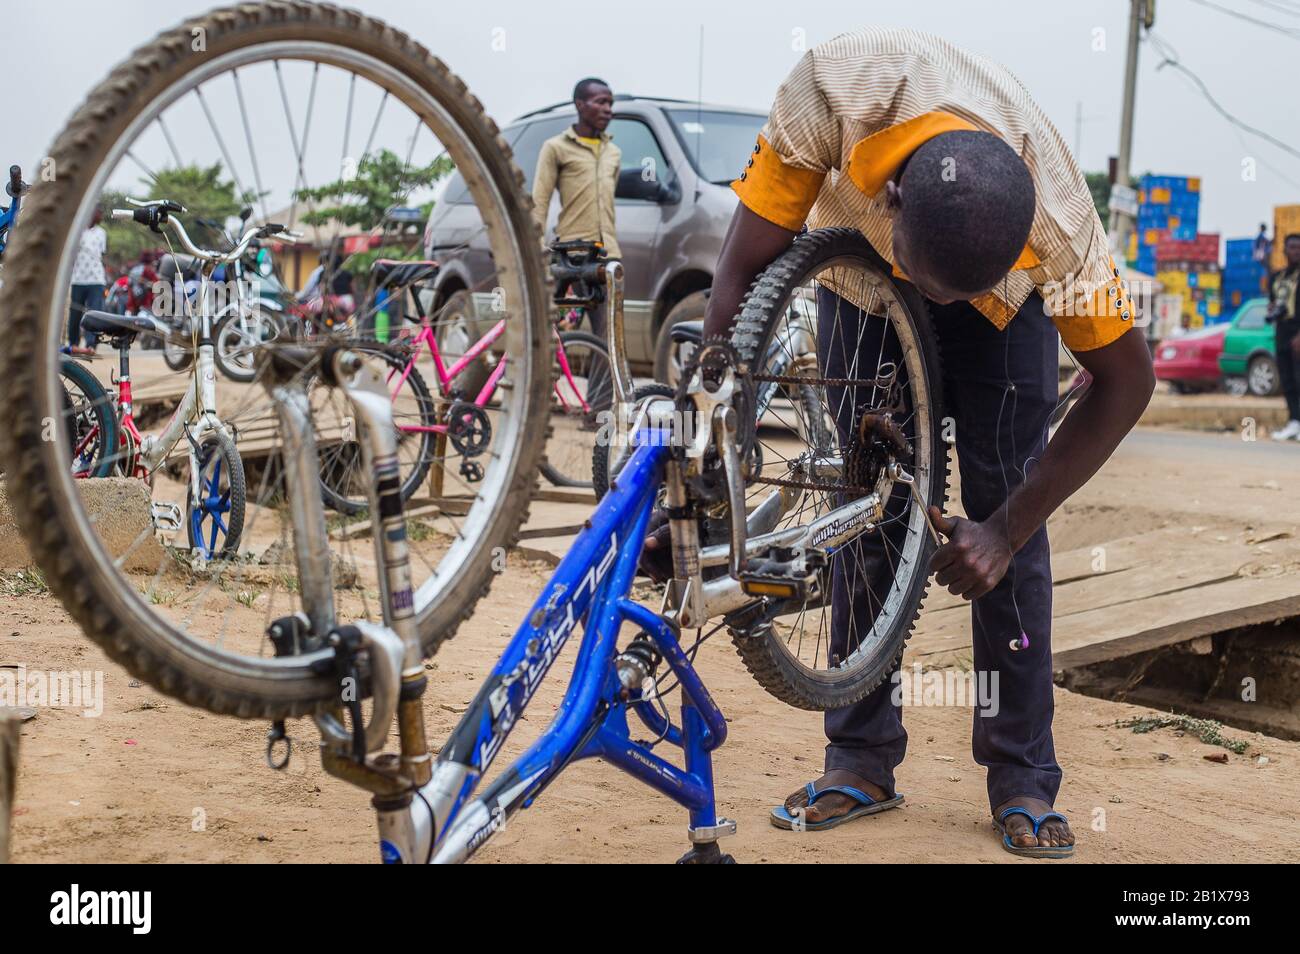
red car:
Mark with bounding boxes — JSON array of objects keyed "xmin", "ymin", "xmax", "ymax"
[{"xmin": 1152, "ymin": 324, "xmax": 1227, "ymax": 393}]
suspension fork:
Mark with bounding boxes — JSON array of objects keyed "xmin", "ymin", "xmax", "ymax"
[{"xmin": 260, "ymin": 348, "xmax": 431, "ymax": 806}]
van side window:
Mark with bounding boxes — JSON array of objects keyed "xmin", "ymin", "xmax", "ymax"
[
  {"xmin": 609, "ymin": 118, "xmax": 671, "ymax": 201},
  {"xmin": 441, "ymin": 120, "xmax": 563, "ymax": 204}
]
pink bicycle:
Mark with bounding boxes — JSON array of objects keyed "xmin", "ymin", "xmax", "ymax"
[{"xmin": 312, "ymin": 253, "xmax": 613, "ymax": 514}]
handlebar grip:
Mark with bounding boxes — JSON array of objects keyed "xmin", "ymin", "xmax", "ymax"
[
  {"xmin": 111, "ymin": 209, "xmax": 134, "ymax": 221},
  {"xmin": 8, "ymin": 166, "xmax": 20, "ymax": 188}
]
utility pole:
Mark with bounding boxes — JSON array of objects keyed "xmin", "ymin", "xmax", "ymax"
[{"xmin": 1108, "ymin": 0, "xmax": 1151, "ymax": 258}]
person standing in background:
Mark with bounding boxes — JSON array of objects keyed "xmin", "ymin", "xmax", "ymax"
[
  {"xmin": 1268, "ymin": 234, "xmax": 1300, "ymax": 441},
  {"xmin": 67, "ymin": 206, "xmax": 107, "ymax": 355},
  {"xmin": 531, "ymin": 77, "xmax": 621, "ymax": 335},
  {"xmin": 1253, "ymin": 222, "xmax": 1272, "ymax": 266}
]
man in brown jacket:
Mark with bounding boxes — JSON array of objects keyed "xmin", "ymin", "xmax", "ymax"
[{"xmin": 532, "ymin": 77, "xmax": 621, "ymax": 334}]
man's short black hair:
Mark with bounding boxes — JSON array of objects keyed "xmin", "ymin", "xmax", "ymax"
[
  {"xmin": 896, "ymin": 130, "xmax": 1036, "ymax": 296},
  {"xmin": 1285, "ymin": 233, "xmax": 1300, "ymax": 245},
  {"xmin": 573, "ymin": 77, "xmax": 610, "ymax": 101}
]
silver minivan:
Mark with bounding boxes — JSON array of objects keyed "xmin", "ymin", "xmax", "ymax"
[{"xmin": 423, "ymin": 96, "xmax": 766, "ymax": 375}]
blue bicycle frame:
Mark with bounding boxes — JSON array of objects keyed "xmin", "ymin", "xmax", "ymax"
[{"xmin": 386, "ymin": 431, "xmax": 732, "ymax": 864}]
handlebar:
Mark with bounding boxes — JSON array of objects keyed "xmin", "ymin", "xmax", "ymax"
[
  {"xmin": 5, "ymin": 165, "xmax": 26, "ymax": 199},
  {"xmin": 112, "ymin": 199, "xmax": 300, "ymax": 264}
]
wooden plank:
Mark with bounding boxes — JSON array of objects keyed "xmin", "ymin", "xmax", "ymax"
[
  {"xmin": 909, "ymin": 570, "xmax": 1300, "ymax": 670},
  {"xmin": 921, "ymin": 525, "xmax": 1268, "ymax": 615},
  {"xmin": 1050, "ymin": 574, "xmax": 1300, "ymax": 668},
  {"xmin": 81, "ymin": 352, "xmax": 187, "ymax": 407},
  {"xmin": 532, "ymin": 487, "xmax": 597, "ymax": 505}
]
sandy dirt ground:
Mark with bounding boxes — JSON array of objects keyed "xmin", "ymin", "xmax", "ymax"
[{"xmin": 4, "ymin": 421, "xmax": 1300, "ymax": 864}]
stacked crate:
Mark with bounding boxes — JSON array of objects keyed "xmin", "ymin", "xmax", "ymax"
[
  {"xmin": 1270, "ymin": 204, "xmax": 1300, "ymax": 271},
  {"xmin": 1131, "ymin": 174, "xmax": 1201, "ymax": 275},
  {"xmin": 1155, "ymin": 232, "xmax": 1221, "ymax": 329},
  {"xmin": 1223, "ymin": 238, "xmax": 1269, "ymax": 313}
]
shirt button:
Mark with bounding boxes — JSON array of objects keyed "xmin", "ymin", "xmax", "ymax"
[
  {"xmin": 740, "ymin": 171, "xmax": 748, "ymax": 181},
  {"xmin": 754, "ymin": 143, "xmax": 761, "ymax": 154},
  {"xmin": 746, "ymin": 157, "xmax": 754, "ymax": 168}
]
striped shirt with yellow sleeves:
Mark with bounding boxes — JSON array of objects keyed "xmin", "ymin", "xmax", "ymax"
[{"xmin": 733, "ymin": 28, "xmax": 1134, "ymax": 352}]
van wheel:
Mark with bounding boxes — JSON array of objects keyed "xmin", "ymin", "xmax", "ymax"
[{"xmin": 653, "ymin": 289, "xmax": 709, "ymax": 387}]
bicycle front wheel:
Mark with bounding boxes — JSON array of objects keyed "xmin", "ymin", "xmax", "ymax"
[
  {"xmin": 0, "ymin": 2, "xmax": 550, "ymax": 719},
  {"xmin": 185, "ymin": 430, "xmax": 246, "ymax": 560}
]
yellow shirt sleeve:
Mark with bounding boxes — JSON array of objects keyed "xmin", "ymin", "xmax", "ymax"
[
  {"xmin": 730, "ymin": 50, "xmax": 839, "ymax": 231},
  {"xmin": 731, "ymin": 135, "xmax": 826, "ymax": 231},
  {"xmin": 1046, "ymin": 218, "xmax": 1136, "ymax": 352}
]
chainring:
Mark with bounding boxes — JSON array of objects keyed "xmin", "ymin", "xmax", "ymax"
[{"xmin": 445, "ymin": 400, "xmax": 492, "ymax": 458}]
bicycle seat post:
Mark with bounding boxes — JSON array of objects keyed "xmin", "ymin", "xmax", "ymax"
[{"xmin": 604, "ymin": 260, "xmax": 636, "ymax": 441}]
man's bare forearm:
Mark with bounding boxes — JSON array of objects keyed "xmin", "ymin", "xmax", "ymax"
[{"xmin": 703, "ymin": 205, "xmax": 798, "ymax": 339}]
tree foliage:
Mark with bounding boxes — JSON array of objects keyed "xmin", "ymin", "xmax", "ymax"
[
  {"xmin": 295, "ymin": 149, "xmax": 452, "ymax": 232},
  {"xmin": 101, "ymin": 163, "xmax": 257, "ymax": 267}
]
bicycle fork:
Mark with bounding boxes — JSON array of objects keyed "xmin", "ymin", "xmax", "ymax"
[{"xmin": 261, "ymin": 347, "xmax": 432, "ymax": 851}]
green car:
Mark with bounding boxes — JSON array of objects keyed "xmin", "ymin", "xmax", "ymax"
[{"xmin": 1217, "ymin": 297, "xmax": 1278, "ymax": 397}]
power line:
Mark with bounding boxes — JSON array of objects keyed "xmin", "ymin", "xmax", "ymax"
[
  {"xmin": 1147, "ymin": 30, "xmax": 1300, "ymax": 164},
  {"xmin": 1185, "ymin": 0, "xmax": 1300, "ymax": 39},
  {"xmin": 1244, "ymin": 0, "xmax": 1300, "ymax": 20}
]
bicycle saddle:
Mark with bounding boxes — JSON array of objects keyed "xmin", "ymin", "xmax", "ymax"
[
  {"xmin": 80, "ymin": 310, "xmax": 167, "ymax": 340},
  {"xmin": 370, "ymin": 259, "xmax": 439, "ymax": 288},
  {"xmin": 670, "ymin": 319, "xmax": 704, "ymax": 345}
]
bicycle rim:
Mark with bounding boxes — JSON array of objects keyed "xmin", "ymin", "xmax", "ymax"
[{"xmin": 0, "ymin": 3, "xmax": 550, "ymax": 716}]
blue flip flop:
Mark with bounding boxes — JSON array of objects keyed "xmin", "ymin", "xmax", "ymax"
[
  {"xmin": 994, "ymin": 806, "xmax": 1075, "ymax": 859},
  {"xmin": 770, "ymin": 781, "xmax": 904, "ymax": 831}
]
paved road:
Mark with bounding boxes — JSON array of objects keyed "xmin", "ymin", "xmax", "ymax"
[{"xmin": 1120, "ymin": 425, "xmax": 1300, "ymax": 467}]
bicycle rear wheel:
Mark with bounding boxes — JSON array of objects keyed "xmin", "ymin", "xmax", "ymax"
[
  {"xmin": 58, "ymin": 357, "xmax": 118, "ymax": 479},
  {"xmin": 0, "ymin": 2, "xmax": 550, "ymax": 719},
  {"xmin": 313, "ymin": 344, "xmax": 436, "ymax": 515},
  {"xmin": 727, "ymin": 228, "xmax": 948, "ymax": 709}
]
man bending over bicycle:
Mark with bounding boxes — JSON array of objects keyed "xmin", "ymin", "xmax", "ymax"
[
  {"xmin": 532, "ymin": 77, "xmax": 621, "ymax": 336},
  {"xmin": 665, "ymin": 29, "xmax": 1155, "ymax": 857}
]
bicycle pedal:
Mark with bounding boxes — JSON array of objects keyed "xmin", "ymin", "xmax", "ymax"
[
  {"xmin": 738, "ymin": 547, "xmax": 826, "ymax": 601},
  {"xmin": 459, "ymin": 459, "xmax": 484, "ymax": 483},
  {"xmin": 150, "ymin": 501, "xmax": 183, "ymax": 533}
]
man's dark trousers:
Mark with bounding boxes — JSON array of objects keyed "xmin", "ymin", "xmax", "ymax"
[
  {"xmin": 1275, "ymin": 317, "xmax": 1300, "ymax": 421},
  {"xmin": 816, "ymin": 286, "xmax": 1060, "ymax": 812}
]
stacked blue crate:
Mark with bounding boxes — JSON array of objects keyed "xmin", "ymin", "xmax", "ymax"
[
  {"xmin": 1134, "ymin": 174, "xmax": 1201, "ymax": 274},
  {"xmin": 1222, "ymin": 237, "xmax": 1268, "ymax": 312}
]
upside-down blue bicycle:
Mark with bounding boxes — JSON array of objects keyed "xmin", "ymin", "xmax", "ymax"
[{"xmin": 0, "ymin": 3, "xmax": 948, "ymax": 864}]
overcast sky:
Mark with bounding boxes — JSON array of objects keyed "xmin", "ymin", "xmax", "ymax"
[{"xmin": 7, "ymin": 0, "xmax": 1296, "ymax": 241}]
